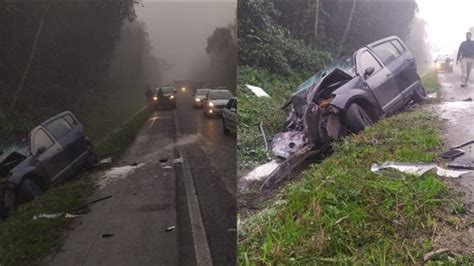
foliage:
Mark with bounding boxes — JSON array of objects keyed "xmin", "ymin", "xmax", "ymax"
[{"xmin": 237, "ymin": 0, "xmax": 332, "ymax": 76}]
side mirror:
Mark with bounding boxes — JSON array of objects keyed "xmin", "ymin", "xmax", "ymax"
[
  {"xmin": 364, "ymin": 66, "xmax": 375, "ymax": 77},
  {"xmin": 36, "ymin": 146, "xmax": 46, "ymax": 156}
]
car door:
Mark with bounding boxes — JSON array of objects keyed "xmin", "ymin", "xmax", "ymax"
[
  {"xmin": 228, "ymin": 99, "xmax": 237, "ymax": 131},
  {"xmin": 44, "ymin": 116, "xmax": 84, "ymax": 175},
  {"xmin": 63, "ymin": 114, "xmax": 88, "ymax": 169},
  {"xmin": 389, "ymin": 39, "xmax": 419, "ymax": 99},
  {"xmin": 356, "ymin": 48, "xmax": 402, "ymax": 114},
  {"xmin": 29, "ymin": 126, "xmax": 70, "ymax": 183}
]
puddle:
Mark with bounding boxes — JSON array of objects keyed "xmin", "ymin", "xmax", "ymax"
[
  {"xmin": 241, "ymin": 160, "xmax": 280, "ymax": 182},
  {"xmin": 437, "ymin": 101, "xmax": 474, "ymax": 124},
  {"xmin": 97, "ymin": 163, "xmax": 145, "ymax": 189}
]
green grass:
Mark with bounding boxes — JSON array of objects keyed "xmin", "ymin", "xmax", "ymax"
[
  {"xmin": 421, "ymin": 70, "xmax": 439, "ymax": 95},
  {"xmin": 0, "ymin": 106, "xmax": 151, "ymax": 265},
  {"xmin": 239, "ymin": 111, "xmax": 472, "ymax": 264}
]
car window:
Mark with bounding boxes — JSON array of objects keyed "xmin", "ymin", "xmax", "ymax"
[
  {"xmin": 372, "ymin": 41, "xmax": 401, "ymax": 66},
  {"xmin": 209, "ymin": 90, "xmax": 232, "ymax": 100},
  {"xmin": 63, "ymin": 114, "xmax": 77, "ymax": 127},
  {"xmin": 359, "ymin": 50, "xmax": 382, "ymax": 73},
  {"xmin": 391, "ymin": 40, "xmax": 405, "ymax": 53},
  {"xmin": 32, "ymin": 128, "xmax": 54, "ymax": 153},
  {"xmin": 45, "ymin": 117, "xmax": 72, "ymax": 140}
]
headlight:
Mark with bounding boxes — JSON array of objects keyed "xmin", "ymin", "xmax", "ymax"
[
  {"xmin": 169, "ymin": 95, "xmax": 174, "ymax": 99},
  {"xmin": 208, "ymin": 102, "xmax": 214, "ymax": 107},
  {"xmin": 153, "ymin": 96, "xmax": 158, "ymax": 100},
  {"xmin": 195, "ymin": 98, "xmax": 200, "ymax": 102},
  {"xmin": 181, "ymin": 87, "xmax": 186, "ymax": 91}
]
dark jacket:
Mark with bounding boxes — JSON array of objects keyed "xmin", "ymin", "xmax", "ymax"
[{"xmin": 457, "ymin": 40, "xmax": 474, "ymax": 60}]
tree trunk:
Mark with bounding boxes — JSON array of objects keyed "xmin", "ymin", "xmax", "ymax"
[
  {"xmin": 337, "ymin": 0, "xmax": 357, "ymax": 58},
  {"xmin": 314, "ymin": 0, "xmax": 320, "ymax": 42}
]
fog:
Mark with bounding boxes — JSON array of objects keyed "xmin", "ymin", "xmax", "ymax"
[{"xmin": 134, "ymin": 1, "xmax": 236, "ymax": 85}]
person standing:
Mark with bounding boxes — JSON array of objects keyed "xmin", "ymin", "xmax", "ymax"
[{"xmin": 456, "ymin": 32, "xmax": 474, "ymax": 87}]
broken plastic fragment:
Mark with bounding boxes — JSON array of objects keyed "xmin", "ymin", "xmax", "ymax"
[
  {"xmin": 245, "ymin": 84, "xmax": 270, "ymax": 97},
  {"xmin": 371, "ymin": 161, "xmax": 474, "ymax": 178},
  {"xmin": 173, "ymin": 158, "xmax": 183, "ymax": 164},
  {"xmin": 165, "ymin": 226, "xmax": 175, "ymax": 232},
  {"xmin": 99, "ymin": 157, "xmax": 112, "ymax": 164}
]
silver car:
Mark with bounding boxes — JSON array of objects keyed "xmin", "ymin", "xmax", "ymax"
[
  {"xmin": 222, "ymin": 97, "xmax": 237, "ymax": 134},
  {"xmin": 203, "ymin": 89, "xmax": 233, "ymax": 117},
  {"xmin": 193, "ymin": 88, "xmax": 211, "ymax": 108}
]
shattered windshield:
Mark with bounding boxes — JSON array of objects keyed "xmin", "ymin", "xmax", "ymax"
[
  {"xmin": 294, "ymin": 55, "xmax": 355, "ymax": 94},
  {"xmin": 0, "ymin": 139, "xmax": 29, "ymax": 161}
]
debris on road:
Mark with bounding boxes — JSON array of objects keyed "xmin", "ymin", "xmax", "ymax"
[
  {"xmin": 428, "ymin": 92, "xmax": 438, "ymax": 98},
  {"xmin": 165, "ymin": 226, "xmax": 175, "ymax": 232},
  {"xmin": 97, "ymin": 163, "xmax": 144, "ymax": 189},
  {"xmin": 99, "ymin": 157, "xmax": 112, "ymax": 164},
  {"xmin": 439, "ymin": 149, "xmax": 465, "ymax": 159},
  {"xmin": 423, "ymin": 248, "xmax": 450, "ymax": 262},
  {"xmin": 173, "ymin": 157, "xmax": 183, "ymax": 164},
  {"xmin": 162, "ymin": 165, "xmax": 173, "ymax": 170},
  {"xmin": 241, "ymin": 160, "xmax": 281, "ymax": 183},
  {"xmin": 102, "ymin": 233, "xmax": 114, "ymax": 238},
  {"xmin": 245, "ymin": 84, "xmax": 270, "ymax": 97},
  {"xmin": 462, "ymin": 97, "xmax": 472, "ymax": 102},
  {"xmin": 371, "ymin": 161, "xmax": 474, "ymax": 178},
  {"xmin": 451, "ymin": 140, "xmax": 474, "ymax": 150},
  {"xmin": 159, "ymin": 158, "xmax": 168, "ymax": 163},
  {"xmin": 447, "ymin": 162, "xmax": 474, "ymax": 170}
]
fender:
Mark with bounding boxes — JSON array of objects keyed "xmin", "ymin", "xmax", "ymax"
[
  {"xmin": 330, "ymin": 87, "xmax": 381, "ymax": 114},
  {"xmin": 8, "ymin": 166, "xmax": 42, "ymax": 186}
]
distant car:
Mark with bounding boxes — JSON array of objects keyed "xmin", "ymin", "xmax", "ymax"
[
  {"xmin": 149, "ymin": 86, "xmax": 176, "ymax": 109},
  {"xmin": 434, "ymin": 55, "xmax": 453, "ymax": 72},
  {"xmin": 193, "ymin": 88, "xmax": 211, "ymax": 108},
  {"xmin": 203, "ymin": 89, "xmax": 233, "ymax": 117},
  {"xmin": 0, "ymin": 111, "xmax": 97, "ymax": 208},
  {"xmin": 222, "ymin": 97, "xmax": 237, "ymax": 134}
]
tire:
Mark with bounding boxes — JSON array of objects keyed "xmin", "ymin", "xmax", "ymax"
[
  {"xmin": 412, "ymin": 83, "xmax": 428, "ymax": 103},
  {"xmin": 19, "ymin": 178, "xmax": 43, "ymax": 202},
  {"xmin": 84, "ymin": 144, "xmax": 98, "ymax": 169},
  {"xmin": 223, "ymin": 118, "xmax": 230, "ymax": 134},
  {"xmin": 344, "ymin": 103, "xmax": 374, "ymax": 133}
]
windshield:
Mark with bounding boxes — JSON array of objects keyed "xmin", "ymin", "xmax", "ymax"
[
  {"xmin": 294, "ymin": 55, "xmax": 355, "ymax": 94},
  {"xmin": 154, "ymin": 87, "xmax": 174, "ymax": 94},
  {"xmin": 208, "ymin": 90, "xmax": 232, "ymax": 100},
  {"xmin": 196, "ymin": 89, "xmax": 211, "ymax": 95},
  {"xmin": 0, "ymin": 139, "xmax": 29, "ymax": 161}
]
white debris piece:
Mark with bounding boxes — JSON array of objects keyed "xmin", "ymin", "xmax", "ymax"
[
  {"xmin": 241, "ymin": 160, "xmax": 280, "ymax": 181},
  {"xmin": 99, "ymin": 157, "xmax": 112, "ymax": 164},
  {"xmin": 33, "ymin": 212, "xmax": 80, "ymax": 220},
  {"xmin": 428, "ymin": 92, "xmax": 437, "ymax": 98},
  {"xmin": 173, "ymin": 157, "xmax": 184, "ymax": 164},
  {"xmin": 245, "ymin": 84, "xmax": 270, "ymax": 97},
  {"xmin": 371, "ymin": 161, "xmax": 474, "ymax": 178},
  {"xmin": 97, "ymin": 163, "xmax": 145, "ymax": 189}
]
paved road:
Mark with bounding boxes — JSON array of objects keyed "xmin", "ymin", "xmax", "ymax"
[
  {"xmin": 430, "ymin": 65, "xmax": 474, "ymax": 211},
  {"xmin": 47, "ymin": 90, "xmax": 236, "ymax": 265}
]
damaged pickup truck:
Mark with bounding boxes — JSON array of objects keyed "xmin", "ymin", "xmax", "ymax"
[
  {"xmin": 265, "ymin": 36, "xmax": 427, "ymax": 188},
  {"xmin": 0, "ymin": 111, "xmax": 98, "ymax": 210}
]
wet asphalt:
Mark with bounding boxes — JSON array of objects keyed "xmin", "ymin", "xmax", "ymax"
[
  {"xmin": 428, "ymin": 65, "xmax": 474, "ymax": 211},
  {"xmin": 47, "ymin": 90, "xmax": 236, "ymax": 265}
]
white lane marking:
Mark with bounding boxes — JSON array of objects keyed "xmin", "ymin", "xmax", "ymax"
[{"xmin": 173, "ymin": 110, "xmax": 213, "ymax": 266}]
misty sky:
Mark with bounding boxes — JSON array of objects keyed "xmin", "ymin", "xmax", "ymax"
[
  {"xmin": 417, "ymin": 0, "xmax": 474, "ymax": 56},
  {"xmin": 135, "ymin": 1, "xmax": 236, "ymax": 83}
]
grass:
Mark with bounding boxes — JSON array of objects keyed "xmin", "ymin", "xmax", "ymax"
[
  {"xmin": 238, "ymin": 67, "xmax": 473, "ymax": 264},
  {"xmin": 239, "ymin": 111, "xmax": 472, "ymax": 264},
  {"xmin": 0, "ymin": 106, "xmax": 151, "ymax": 265}
]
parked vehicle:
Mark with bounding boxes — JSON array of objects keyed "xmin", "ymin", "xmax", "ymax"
[
  {"xmin": 434, "ymin": 55, "xmax": 454, "ymax": 72},
  {"xmin": 273, "ymin": 36, "xmax": 427, "ymax": 159},
  {"xmin": 149, "ymin": 86, "xmax": 176, "ymax": 109},
  {"xmin": 193, "ymin": 88, "xmax": 212, "ymax": 108},
  {"xmin": 0, "ymin": 111, "xmax": 98, "ymax": 208},
  {"xmin": 203, "ymin": 89, "xmax": 233, "ymax": 117},
  {"xmin": 222, "ymin": 97, "xmax": 237, "ymax": 134}
]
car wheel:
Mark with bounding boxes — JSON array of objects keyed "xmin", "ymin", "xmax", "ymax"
[
  {"xmin": 84, "ymin": 144, "xmax": 98, "ymax": 169},
  {"xmin": 223, "ymin": 118, "xmax": 230, "ymax": 134},
  {"xmin": 344, "ymin": 103, "xmax": 374, "ymax": 133},
  {"xmin": 412, "ymin": 84, "xmax": 428, "ymax": 103},
  {"xmin": 19, "ymin": 178, "xmax": 43, "ymax": 202}
]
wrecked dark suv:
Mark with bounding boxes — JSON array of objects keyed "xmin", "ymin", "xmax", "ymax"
[
  {"xmin": 0, "ymin": 111, "xmax": 98, "ymax": 209},
  {"xmin": 273, "ymin": 36, "xmax": 427, "ymax": 159}
]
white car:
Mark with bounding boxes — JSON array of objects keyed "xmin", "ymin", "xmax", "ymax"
[{"xmin": 203, "ymin": 89, "xmax": 233, "ymax": 117}]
